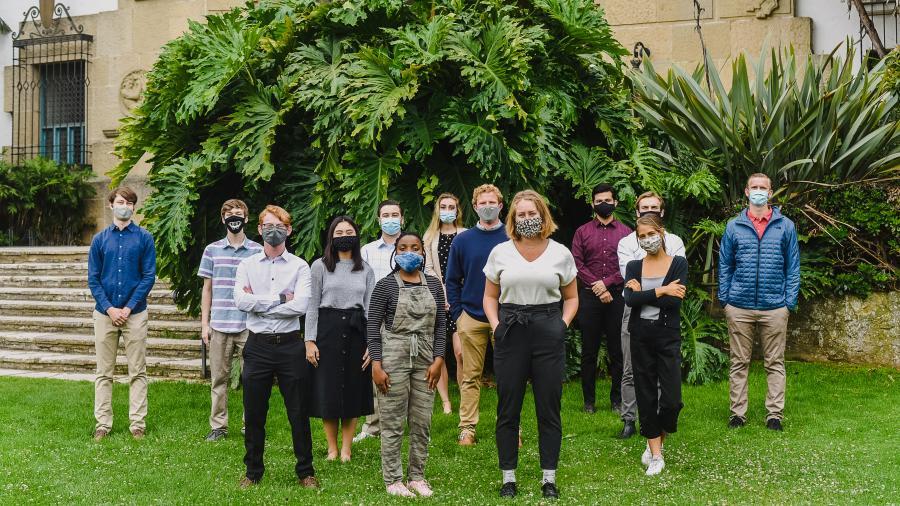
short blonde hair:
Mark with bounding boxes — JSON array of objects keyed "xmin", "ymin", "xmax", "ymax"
[
  {"xmin": 471, "ymin": 184, "xmax": 504, "ymax": 207},
  {"xmin": 505, "ymin": 190, "xmax": 558, "ymax": 240},
  {"xmin": 221, "ymin": 199, "xmax": 249, "ymax": 219},
  {"xmin": 635, "ymin": 191, "xmax": 665, "ymax": 211},
  {"xmin": 258, "ymin": 205, "xmax": 292, "ymax": 226}
]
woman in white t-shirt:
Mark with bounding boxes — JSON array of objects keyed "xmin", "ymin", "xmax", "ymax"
[{"xmin": 483, "ymin": 190, "xmax": 579, "ymax": 500}]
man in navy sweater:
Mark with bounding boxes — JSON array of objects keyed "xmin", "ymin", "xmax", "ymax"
[{"xmin": 445, "ymin": 184, "xmax": 508, "ymax": 446}]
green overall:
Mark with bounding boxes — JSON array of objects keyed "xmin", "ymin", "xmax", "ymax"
[{"xmin": 379, "ymin": 272, "xmax": 437, "ymax": 485}]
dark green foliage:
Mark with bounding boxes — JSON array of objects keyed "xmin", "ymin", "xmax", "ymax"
[{"xmin": 0, "ymin": 157, "xmax": 96, "ymax": 246}]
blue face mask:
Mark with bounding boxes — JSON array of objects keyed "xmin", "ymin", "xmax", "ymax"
[
  {"xmin": 381, "ymin": 217, "xmax": 401, "ymax": 236},
  {"xmin": 395, "ymin": 252, "xmax": 423, "ymax": 272},
  {"xmin": 748, "ymin": 189, "xmax": 769, "ymax": 206},
  {"xmin": 439, "ymin": 211, "xmax": 457, "ymax": 224}
]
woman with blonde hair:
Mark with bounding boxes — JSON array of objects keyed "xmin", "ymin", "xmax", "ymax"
[
  {"xmin": 483, "ymin": 190, "xmax": 579, "ymax": 499},
  {"xmin": 423, "ymin": 192, "xmax": 467, "ymax": 414}
]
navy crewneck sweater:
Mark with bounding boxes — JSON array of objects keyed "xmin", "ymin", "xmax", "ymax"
[{"xmin": 444, "ymin": 225, "xmax": 508, "ymax": 322}]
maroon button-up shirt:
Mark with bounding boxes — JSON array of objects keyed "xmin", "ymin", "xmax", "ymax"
[{"xmin": 571, "ymin": 218, "xmax": 632, "ymax": 288}]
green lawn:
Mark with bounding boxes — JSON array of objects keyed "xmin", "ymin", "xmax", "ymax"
[{"xmin": 0, "ymin": 362, "xmax": 897, "ymax": 505}]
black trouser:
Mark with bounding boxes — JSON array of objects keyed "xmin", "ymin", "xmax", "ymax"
[
  {"xmin": 494, "ymin": 303, "xmax": 566, "ymax": 471},
  {"xmin": 576, "ymin": 286, "xmax": 625, "ymax": 407},
  {"xmin": 631, "ymin": 319, "xmax": 683, "ymax": 439},
  {"xmin": 242, "ymin": 331, "xmax": 314, "ymax": 481}
]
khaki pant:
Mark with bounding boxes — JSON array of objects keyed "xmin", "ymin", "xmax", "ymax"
[
  {"xmin": 93, "ymin": 309, "xmax": 149, "ymax": 432},
  {"xmin": 457, "ymin": 312, "xmax": 494, "ymax": 434},
  {"xmin": 725, "ymin": 305, "xmax": 789, "ymax": 421},
  {"xmin": 209, "ymin": 329, "xmax": 248, "ymax": 431}
]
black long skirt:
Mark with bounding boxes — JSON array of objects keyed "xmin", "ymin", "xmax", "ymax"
[{"xmin": 309, "ymin": 307, "xmax": 374, "ymax": 419}]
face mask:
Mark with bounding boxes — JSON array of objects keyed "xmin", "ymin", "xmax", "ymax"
[
  {"xmin": 381, "ymin": 217, "xmax": 401, "ymax": 236},
  {"xmin": 113, "ymin": 205, "xmax": 133, "ymax": 221},
  {"xmin": 439, "ymin": 211, "xmax": 457, "ymax": 224},
  {"xmin": 748, "ymin": 189, "xmax": 769, "ymax": 206},
  {"xmin": 593, "ymin": 202, "xmax": 615, "ymax": 218},
  {"xmin": 515, "ymin": 217, "xmax": 543, "ymax": 238},
  {"xmin": 639, "ymin": 210, "xmax": 661, "ymax": 218},
  {"xmin": 639, "ymin": 234, "xmax": 663, "ymax": 254},
  {"xmin": 262, "ymin": 227, "xmax": 288, "ymax": 247},
  {"xmin": 476, "ymin": 205, "xmax": 501, "ymax": 222},
  {"xmin": 224, "ymin": 215, "xmax": 245, "ymax": 234},
  {"xmin": 332, "ymin": 235, "xmax": 358, "ymax": 252},
  {"xmin": 395, "ymin": 252, "xmax": 423, "ymax": 272}
]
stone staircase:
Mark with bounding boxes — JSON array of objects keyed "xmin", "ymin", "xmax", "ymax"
[{"xmin": 0, "ymin": 247, "xmax": 204, "ymax": 382}]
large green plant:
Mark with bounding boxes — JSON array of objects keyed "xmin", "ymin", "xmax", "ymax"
[{"xmin": 111, "ymin": 0, "xmax": 635, "ymax": 314}]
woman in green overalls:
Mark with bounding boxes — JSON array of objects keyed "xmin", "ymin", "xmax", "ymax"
[{"xmin": 366, "ymin": 232, "xmax": 447, "ymax": 498}]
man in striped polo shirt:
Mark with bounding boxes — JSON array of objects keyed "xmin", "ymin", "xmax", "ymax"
[{"xmin": 198, "ymin": 199, "xmax": 262, "ymax": 441}]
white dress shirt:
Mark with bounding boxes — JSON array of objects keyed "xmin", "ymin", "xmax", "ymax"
[
  {"xmin": 233, "ymin": 250, "xmax": 312, "ymax": 334},
  {"xmin": 617, "ymin": 231, "xmax": 686, "ymax": 279},
  {"xmin": 361, "ymin": 237, "xmax": 396, "ymax": 282}
]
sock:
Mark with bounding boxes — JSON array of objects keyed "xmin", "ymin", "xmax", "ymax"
[
  {"xmin": 542, "ymin": 469, "xmax": 556, "ymax": 484},
  {"xmin": 502, "ymin": 470, "xmax": 516, "ymax": 484}
]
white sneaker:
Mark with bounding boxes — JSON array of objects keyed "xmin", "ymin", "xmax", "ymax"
[
  {"xmin": 353, "ymin": 431, "xmax": 375, "ymax": 443},
  {"xmin": 646, "ymin": 456, "xmax": 665, "ymax": 476},
  {"xmin": 386, "ymin": 482, "xmax": 415, "ymax": 497},
  {"xmin": 641, "ymin": 444, "xmax": 651, "ymax": 467}
]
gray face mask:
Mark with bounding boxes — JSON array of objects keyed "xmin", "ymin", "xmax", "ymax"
[
  {"xmin": 262, "ymin": 227, "xmax": 288, "ymax": 247},
  {"xmin": 476, "ymin": 205, "xmax": 501, "ymax": 222},
  {"xmin": 113, "ymin": 206, "xmax": 133, "ymax": 221}
]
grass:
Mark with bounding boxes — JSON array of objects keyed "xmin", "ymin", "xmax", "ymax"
[{"xmin": 0, "ymin": 362, "xmax": 897, "ymax": 505}]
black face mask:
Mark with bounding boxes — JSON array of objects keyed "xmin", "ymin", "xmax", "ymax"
[
  {"xmin": 593, "ymin": 202, "xmax": 616, "ymax": 218},
  {"xmin": 332, "ymin": 236, "xmax": 359, "ymax": 252},
  {"xmin": 224, "ymin": 215, "xmax": 246, "ymax": 234},
  {"xmin": 639, "ymin": 210, "xmax": 661, "ymax": 218}
]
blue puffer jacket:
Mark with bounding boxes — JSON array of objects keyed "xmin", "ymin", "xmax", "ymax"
[{"xmin": 718, "ymin": 207, "xmax": 800, "ymax": 311}]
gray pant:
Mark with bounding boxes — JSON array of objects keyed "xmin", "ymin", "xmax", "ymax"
[{"xmin": 619, "ymin": 306, "xmax": 637, "ymax": 422}]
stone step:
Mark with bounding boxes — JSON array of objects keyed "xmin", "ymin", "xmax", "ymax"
[
  {"xmin": 0, "ymin": 332, "xmax": 201, "ymax": 358},
  {"xmin": 0, "ymin": 246, "xmax": 89, "ymax": 263},
  {"xmin": 0, "ymin": 275, "xmax": 171, "ymax": 289},
  {"xmin": 0, "ymin": 287, "xmax": 175, "ymax": 305},
  {"xmin": 0, "ymin": 262, "xmax": 88, "ymax": 276},
  {"xmin": 0, "ymin": 349, "xmax": 202, "ymax": 380},
  {"xmin": 0, "ymin": 300, "xmax": 193, "ymax": 322},
  {"xmin": 0, "ymin": 315, "xmax": 198, "ymax": 339}
]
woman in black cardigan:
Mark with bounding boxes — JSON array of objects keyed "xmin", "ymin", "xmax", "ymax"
[{"xmin": 623, "ymin": 214, "xmax": 688, "ymax": 476}]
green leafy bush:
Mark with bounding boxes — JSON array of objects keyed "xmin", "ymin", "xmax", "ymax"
[{"xmin": 0, "ymin": 157, "xmax": 95, "ymax": 246}]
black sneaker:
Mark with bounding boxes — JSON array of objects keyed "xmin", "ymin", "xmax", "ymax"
[
  {"xmin": 728, "ymin": 416, "xmax": 745, "ymax": 429},
  {"xmin": 617, "ymin": 421, "xmax": 636, "ymax": 439},
  {"xmin": 499, "ymin": 481, "xmax": 517, "ymax": 498},
  {"xmin": 766, "ymin": 418, "xmax": 783, "ymax": 431},
  {"xmin": 542, "ymin": 482, "xmax": 559, "ymax": 499},
  {"xmin": 205, "ymin": 429, "xmax": 227, "ymax": 441}
]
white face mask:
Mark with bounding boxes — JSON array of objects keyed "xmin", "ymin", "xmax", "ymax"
[{"xmin": 638, "ymin": 234, "xmax": 662, "ymax": 254}]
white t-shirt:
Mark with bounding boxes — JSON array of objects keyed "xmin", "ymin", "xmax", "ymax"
[{"xmin": 483, "ymin": 240, "xmax": 578, "ymax": 305}]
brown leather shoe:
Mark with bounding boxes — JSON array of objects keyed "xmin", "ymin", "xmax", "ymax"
[
  {"xmin": 92, "ymin": 428, "xmax": 109, "ymax": 442},
  {"xmin": 131, "ymin": 429, "xmax": 145, "ymax": 440},
  {"xmin": 458, "ymin": 430, "xmax": 476, "ymax": 446},
  {"xmin": 239, "ymin": 476, "xmax": 258, "ymax": 489},
  {"xmin": 299, "ymin": 475, "xmax": 320, "ymax": 489}
]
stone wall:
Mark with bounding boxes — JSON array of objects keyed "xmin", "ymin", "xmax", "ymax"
[{"xmin": 787, "ymin": 291, "xmax": 900, "ymax": 369}]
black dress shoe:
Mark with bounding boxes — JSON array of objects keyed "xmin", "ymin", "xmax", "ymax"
[
  {"xmin": 542, "ymin": 482, "xmax": 559, "ymax": 499},
  {"xmin": 617, "ymin": 421, "xmax": 636, "ymax": 439},
  {"xmin": 766, "ymin": 418, "xmax": 783, "ymax": 431},
  {"xmin": 728, "ymin": 416, "xmax": 746, "ymax": 429},
  {"xmin": 499, "ymin": 481, "xmax": 517, "ymax": 498},
  {"xmin": 611, "ymin": 403, "xmax": 622, "ymax": 413},
  {"xmin": 583, "ymin": 403, "xmax": 596, "ymax": 414}
]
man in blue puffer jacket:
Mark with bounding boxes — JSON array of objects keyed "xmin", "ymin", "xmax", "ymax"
[{"xmin": 718, "ymin": 173, "xmax": 800, "ymax": 432}]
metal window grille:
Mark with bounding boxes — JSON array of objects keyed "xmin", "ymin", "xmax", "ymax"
[
  {"xmin": 852, "ymin": 1, "xmax": 899, "ymax": 63},
  {"xmin": 10, "ymin": 4, "xmax": 92, "ymax": 166}
]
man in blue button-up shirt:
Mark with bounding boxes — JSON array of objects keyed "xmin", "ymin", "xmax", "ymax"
[{"xmin": 87, "ymin": 186, "xmax": 157, "ymax": 441}]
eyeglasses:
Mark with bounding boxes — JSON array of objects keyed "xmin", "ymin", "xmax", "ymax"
[{"xmin": 260, "ymin": 224, "xmax": 287, "ymax": 232}]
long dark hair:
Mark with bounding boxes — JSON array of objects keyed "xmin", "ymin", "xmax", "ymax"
[
  {"xmin": 322, "ymin": 216, "xmax": 364, "ymax": 272},
  {"xmin": 389, "ymin": 231, "xmax": 426, "ymax": 274}
]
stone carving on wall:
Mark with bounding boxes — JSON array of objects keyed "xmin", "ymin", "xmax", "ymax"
[
  {"xmin": 119, "ymin": 69, "xmax": 147, "ymax": 113},
  {"xmin": 747, "ymin": 0, "xmax": 779, "ymax": 19}
]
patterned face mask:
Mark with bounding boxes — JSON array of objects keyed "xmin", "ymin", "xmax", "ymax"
[
  {"xmin": 515, "ymin": 216, "xmax": 543, "ymax": 238},
  {"xmin": 638, "ymin": 234, "xmax": 662, "ymax": 254}
]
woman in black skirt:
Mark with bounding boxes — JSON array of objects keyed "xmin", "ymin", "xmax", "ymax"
[{"xmin": 305, "ymin": 216, "xmax": 375, "ymax": 462}]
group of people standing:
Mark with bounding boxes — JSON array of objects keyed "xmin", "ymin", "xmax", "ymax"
[{"xmin": 85, "ymin": 172, "xmax": 800, "ymax": 498}]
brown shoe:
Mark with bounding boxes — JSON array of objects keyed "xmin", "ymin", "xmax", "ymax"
[
  {"xmin": 92, "ymin": 428, "xmax": 109, "ymax": 442},
  {"xmin": 131, "ymin": 429, "xmax": 145, "ymax": 440},
  {"xmin": 458, "ymin": 430, "xmax": 476, "ymax": 446},
  {"xmin": 299, "ymin": 475, "xmax": 320, "ymax": 489},
  {"xmin": 239, "ymin": 476, "xmax": 258, "ymax": 489}
]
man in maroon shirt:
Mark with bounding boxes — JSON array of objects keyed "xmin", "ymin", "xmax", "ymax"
[{"xmin": 571, "ymin": 183, "xmax": 632, "ymax": 416}]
